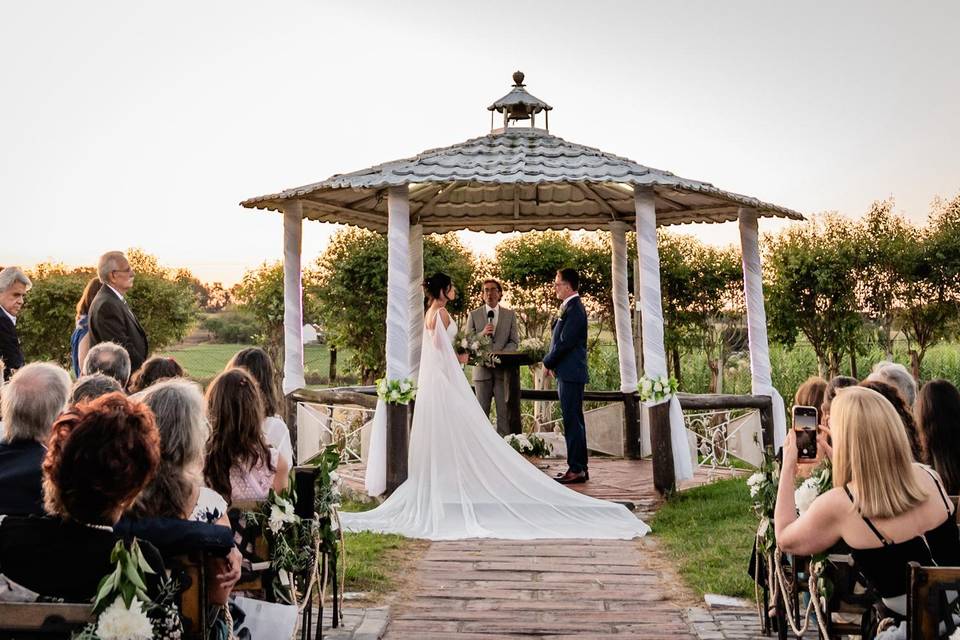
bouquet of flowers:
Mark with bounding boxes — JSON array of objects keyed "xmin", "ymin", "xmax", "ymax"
[
  {"xmin": 504, "ymin": 432, "xmax": 553, "ymax": 458},
  {"xmin": 454, "ymin": 328, "xmax": 500, "ymax": 368},
  {"xmin": 518, "ymin": 337, "xmax": 548, "ymax": 362},
  {"xmin": 376, "ymin": 377, "xmax": 417, "ymax": 405},
  {"xmin": 638, "ymin": 374, "xmax": 678, "ymax": 402}
]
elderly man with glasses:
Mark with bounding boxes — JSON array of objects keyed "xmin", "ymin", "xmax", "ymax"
[
  {"xmin": 0, "ymin": 266, "xmax": 31, "ymax": 382},
  {"xmin": 88, "ymin": 251, "xmax": 149, "ymax": 374}
]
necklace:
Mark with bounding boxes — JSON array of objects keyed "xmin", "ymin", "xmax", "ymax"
[{"xmin": 77, "ymin": 520, "xmax": 114, "ymax": 533}]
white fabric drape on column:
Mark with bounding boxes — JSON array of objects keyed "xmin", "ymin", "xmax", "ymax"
[
  {"xmin": 365, "ymin": 185, "xmax": 413, "ymax": 496},
  {"xmin": 738, "ymin": 207, "xmax": 787, "ymax": 450},
  {"xmin": 408, "ymin": 224, "xmax": 425, "ymax": 381},
  {"xmin": 281, "ymin": 201, "xmax": 305, "ymax": 395},
  {"xmin": 634, "ymin": 188, "xmax": 694, "ymax": 482},
  {"xmin": 609, "ymin": 221, "xmax": 638, "ymax": 393}
]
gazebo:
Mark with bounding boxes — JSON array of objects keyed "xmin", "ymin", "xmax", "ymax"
[{"xmin": 242, "ymin": 72, "xmax": 801, "ymax": 494}]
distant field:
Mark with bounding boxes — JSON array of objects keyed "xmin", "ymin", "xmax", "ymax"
[{"xmin": 157, "ymin": 342, "xmax": 348, "ymax": 384}]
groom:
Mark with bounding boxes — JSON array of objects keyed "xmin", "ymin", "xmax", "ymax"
[{"xmin": 543, "ymin": 268, "xmax": 589, "ymax": 484}]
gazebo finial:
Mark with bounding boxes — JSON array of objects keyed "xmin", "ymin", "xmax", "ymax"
[{"xmin": 488, "ymin": 70, "xmax": 552, "ymax": 132}]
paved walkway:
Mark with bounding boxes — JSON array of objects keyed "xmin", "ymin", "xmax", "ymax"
[{"xmin": 333, "ymin": 457, "xmax": 758, "ymax": 639}]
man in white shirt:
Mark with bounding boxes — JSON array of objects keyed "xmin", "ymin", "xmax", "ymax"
[
  {"xmin": 0, "ymin": 267, "xmax": 31, "ymax": 381},
  {"xmin": 467, "ymin": 279, "xmax": 519, "ymax": 436}
]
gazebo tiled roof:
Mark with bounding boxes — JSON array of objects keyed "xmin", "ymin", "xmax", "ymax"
[
  {"xmin": 241, "ymin": 128, "xmax": 802, "ymax": 233},
  {"xmin": 241, "ymin": 72, "xmax": 801, "ymax": 233}
]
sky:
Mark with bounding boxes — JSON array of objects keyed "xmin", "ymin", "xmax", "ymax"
[{"xmin": 2, "ymin": 1, "xmax": 958, "ymax": 285}]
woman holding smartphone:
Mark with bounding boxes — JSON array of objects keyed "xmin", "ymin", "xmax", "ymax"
[{"xmin": 774, "ymin": 386, "xmax": 960, "ymax": 635}]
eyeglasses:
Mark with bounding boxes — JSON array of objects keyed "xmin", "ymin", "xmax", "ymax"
[{"xmin": 112, "ymin": 268, "xmax": 134, "ymax": 275}]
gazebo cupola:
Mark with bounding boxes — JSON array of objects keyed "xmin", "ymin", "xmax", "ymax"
[{"xmin": 488, "ymin": 71, "xmax": 552, "ymax": 132}]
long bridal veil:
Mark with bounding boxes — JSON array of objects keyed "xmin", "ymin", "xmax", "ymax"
[{"xmin": 342, "ymin": 318, "xmax": 650, "ymax": 540}]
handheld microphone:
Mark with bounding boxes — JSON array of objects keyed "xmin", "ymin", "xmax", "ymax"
[{"xmin": 487, "ymin": 310, "xmax": 495, "ymax": 322}]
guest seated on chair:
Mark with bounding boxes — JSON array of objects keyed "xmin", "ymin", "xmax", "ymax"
[
  {"xmin": 70, "ymin": 372, "xmax": 123, "ymax": 405},
  {"xmin": 775, "ymin": 386, "xmax": 960, "ymax": 633},
  {"xmin": 82, "ymin": 341, "xmax": 132, "ymax": 388},
  {"xmin": 128, "ymin": 356, "xmax": 184, "ymax": 394},
  {"xmin": 0, "ymin": 393, "xmax": 166, "ymax": 602},
  {"xmin": 130, "ymin": 378, "xmax": 240, "ymax": 605},
  {"xmin": 860, "ymin": 379, "xmax": 923, "ymax": 461},
  {"xmin": 227, "ymin": 347, "xmax": 293, "ymax": 468},
  {"xmin": 0, "ymin": 363, "xmax": 71, "ymax": 516},
  {"xmin": 915, "ymin": 379, "xmax": 960, "ymax": 495},
  {"xmin": 204, "ymin": 368, "xmax": 289, "ymax": 505},
  {"xmin": 867, "ymin": 360, "xmax": 918, "ymax": 408}
]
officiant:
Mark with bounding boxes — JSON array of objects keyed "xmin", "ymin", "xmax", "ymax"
[{"xmin": 467, "ymin": 279, "xmax": 520, "ymax": 436}]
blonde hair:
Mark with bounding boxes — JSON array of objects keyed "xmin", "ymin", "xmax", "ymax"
[{"xmin": 832, "ymin": 386, "xmax": 926, "ymax": 519}]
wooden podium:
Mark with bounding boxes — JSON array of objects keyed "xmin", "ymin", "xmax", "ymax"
[{"xmin": 490, "ymin": 351, "xmax": 537, "ymax": 435}]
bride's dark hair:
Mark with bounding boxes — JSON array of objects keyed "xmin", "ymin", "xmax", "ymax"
[{"xmin": 423, "ymin": 272, "xmax": 452, "ymax": 301}]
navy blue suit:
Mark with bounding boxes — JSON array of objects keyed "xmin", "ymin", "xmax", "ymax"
[
  {"xmin": 543, "ymin": 295, "xmax": 589, "ymax": 473},
  {"xmin": 0, "ymin": 311, "xmax": 24, "ymax": 381},
  {"xmin": 0, "ymin": 439, "xmax": 45, "ymax": 516}
]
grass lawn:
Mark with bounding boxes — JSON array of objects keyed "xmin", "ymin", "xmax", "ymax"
[
  {"xmin": 651, "ymin": 477, "xmax": 758, "ymax": 600},
  {"xmin": 156, "ymin": 342, "xmax": 345, "ymax": 383},
  {"xmin": 339, "ymin": 499, "xmax": 427, "ymax": 598}
]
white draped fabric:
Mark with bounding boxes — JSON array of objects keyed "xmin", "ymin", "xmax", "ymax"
[
  {"xmin": 408, "ymin": 224, "xmax": 425, "ymax": 381},
  {"xmin": 738, "ymin": 207, "xmax": 787, "ymax": 450},
  {"xmin": 634, "ymin": 189, "xmax": 694, "ymax": 482},
  {"xmin": 364, "ymin": 186, "xmax": 412, "ymax": 496},
  {"xmin": 281, "ymin": 201, "xmax": 305, "ymax": 395},
  {"xmin": 341, "ymin": 317, "xmax": 650, "ymax": 540},
  {"xmin": 609, "ymin": 221, "xmax": 638, "ymax": 394}
]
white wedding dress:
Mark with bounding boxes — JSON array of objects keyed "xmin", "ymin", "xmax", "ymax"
[{"xmin": 339, "ymin": 317, "xmax": 650, "ymax": 540}]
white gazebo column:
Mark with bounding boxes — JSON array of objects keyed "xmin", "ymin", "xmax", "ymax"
[
  {"xmin": 384, "ymin": 185, "xmax": 412, "ymax": 492},
  {"xmin": 408, "ymin": 223, "xmax": 425, "ymax": 380},
  {"xmin": 609, "ymin": 220, "xmax": 641, "ymax": 458},
  {"xmin": 634, "ymin": 187, "xmax": 694, "ymax": 491},
  {"xmin": 281, "ymin": 200, "xmax": 306, "ymax": 395},
  {"xmin": 738, "ymin": 207, "xmax": 787, "ymax": 450}
]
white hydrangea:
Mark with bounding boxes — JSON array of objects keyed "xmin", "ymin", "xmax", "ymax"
[
  {"xmin": 746, "ymin": 472, "xmax": 766, "ymax": 498},
  {"xmin": 399, "ymin": 380, "xmax": 411, "ymax": 393},
  {"xmin": 640, "ymin": 377, "xmax": 654, "ymax": 396},
  {"xmin": 269, "ymin": 497, "xmax": 298, "ymax": 534},
  {"xmin": 95, "ymin": 596, "xmax": 153, "ymax": 640},
  {"xmin": 794, "ymin": 478, "xmax": 820, "ymax": 515}
]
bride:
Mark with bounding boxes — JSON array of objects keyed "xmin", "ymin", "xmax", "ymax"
[{"xmin": 339, "ymin": 273, "xmax": 650, "ymax": 540}]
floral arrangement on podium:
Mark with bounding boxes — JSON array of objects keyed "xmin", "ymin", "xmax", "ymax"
[
  {"xmin": 376, "ymin": 377, "xmax": 417, "ymax": 404},
  {"xmin": 518, "ymin": 337, "xmax": 548, "ymax": 363},
  {"xmin": 454, "ymin": 328, "xmax": 500, "ymax": 368}
]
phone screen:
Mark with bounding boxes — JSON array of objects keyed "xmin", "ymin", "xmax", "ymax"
[{"xmin": 793, "ymin": 406, "xmax": 818, "ymax": 460}]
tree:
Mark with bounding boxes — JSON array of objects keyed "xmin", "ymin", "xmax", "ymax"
[
  {"xmin": 896, "ymin": 194, "xmax": 960, "ymax": 379},
  {"xmin": 853, "ymin": 200, "xmax": 914, "ymax": 360},
  {"xmin": 765, "ymin": 215, "xmax": 865, "ymax": 377},
  {"xmin": 17, "ymin": 252, "xmax": 198, "ymax": 368},
  {"xmin": 312, "ymin": 229, "xmax": 476, "ymax": 384}
]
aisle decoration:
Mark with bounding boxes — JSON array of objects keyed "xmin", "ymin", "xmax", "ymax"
[
  {"xmin": 242, "ymin": 446, "xmax": 343, "ymax": 610},
  {"xmin": 454, "ymin": 328, "xmax": 500, "ymax": 368},
  {"xmin": 73, "ymin": 540, "xmax": 182, "ymax": 640},
  {"xmin": 504, "ymin": 432, "xmax": 552, "ymax": 458}
]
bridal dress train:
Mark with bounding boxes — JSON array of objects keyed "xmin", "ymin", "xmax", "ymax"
[{"xmin": 339, "ymin": 318, "xmax": 650, "ymax": 540}]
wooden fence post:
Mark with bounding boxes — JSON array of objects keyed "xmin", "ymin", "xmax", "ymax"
[
  {"xmin": 386, "ymin": 402, "xmax": 410, "ymax": 493},
  {"xmin": 648, "ymin": 401, "xmax": 676, "ymax": 496},
  {"xmin": 623, "ymin": 392, "xmax": 641, "ymax": 460}
]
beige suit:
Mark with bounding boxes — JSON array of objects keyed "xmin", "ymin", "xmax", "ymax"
[{"xmin": 467, "ymin": 305, "xmax": 519, "ymax": 436}]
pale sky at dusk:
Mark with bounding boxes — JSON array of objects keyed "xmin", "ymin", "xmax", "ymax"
[{"xmin": 2, "ymin": 1, "xmax": 958, "ymax": 285}]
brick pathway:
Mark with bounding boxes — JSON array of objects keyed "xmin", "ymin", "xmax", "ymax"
[{"xmin": 384, "ymin": 538, "xmax": 697, "ymax": 639}]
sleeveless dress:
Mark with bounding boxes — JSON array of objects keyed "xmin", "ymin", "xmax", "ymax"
[{"xmin": 340, "ymin": 318, "xmax": 650, "ymax": 540}]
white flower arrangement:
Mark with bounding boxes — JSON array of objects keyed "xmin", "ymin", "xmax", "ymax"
[
  {"xmin": 454, "ymin": 328, "xmax": 500, "ymax": 368},
  {"xmin": 794, "ymin": 478, "xmax": 820, "ymax": 516},
  {"xmin": 504, "ymin": 432, "xmax": 552, "ymax": 457},
  {"xmin": 376, "ymin": 377, "xmax": 417, "ymax": 405},
  {"xmin": 268, "ymin": 496, "xmax": 298, "ymax": 534},
  {"xmin": 518, "ymin": 337, "xmax": 548, "ymax": 362},
  {"xmin": 95, "ymin": 596, "xmax": 154, "ymax": 640},
  {"xmin": 638, "ymin": 374, "xmax": 678, "ymax": 402},
  {"xmin": 746, "ymin": 471, "xmax": 766, "ymax": 498}
]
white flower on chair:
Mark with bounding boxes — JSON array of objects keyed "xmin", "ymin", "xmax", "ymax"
[
  {"xmin": 268, "ymin": 497, "xmax": 298, "ymax": 534},
  {"xmin": 794, "ymin": 478, "xmax": 820, "ymax": 515},
  {"xmin": 95, "ymin": 596, "xmax": 153, "ymax": 640}
]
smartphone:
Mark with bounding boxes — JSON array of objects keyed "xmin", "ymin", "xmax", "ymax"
[{"xmin": 793, "ymin": 405, "xmax": 818, "ymax": 460}]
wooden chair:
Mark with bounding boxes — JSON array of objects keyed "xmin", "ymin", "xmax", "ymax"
[
  {"xmin": 228, "ymin": 499, "xmax": 275, "ymax": 600},
  {"xmin": 907, "ymin": 562, "xmax": 960, "ymax": 639}
]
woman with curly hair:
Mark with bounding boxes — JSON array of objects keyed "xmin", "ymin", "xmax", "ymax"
[
  {"xmin": 204, "ymin": 368, "xmax": 288, "ymax": 504},
  {"xmin": 0, "ymin": 393, "xmax": 165, "ymax": 602},
  {"xmin": 860, "ymin": 379, "xmax": 923, "ymax": 461}
]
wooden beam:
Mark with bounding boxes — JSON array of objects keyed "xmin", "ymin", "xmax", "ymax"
[
  {"xmin": 576, "ymin": 182, "xmax": 619, "ymax": 219},
  {"xmin": 302, "ymin": 199, "xmax": 386, "ymax": 228},
  {"xmin": 287, "ymin": 387, "xmax": 377, "ymax": 410}
]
